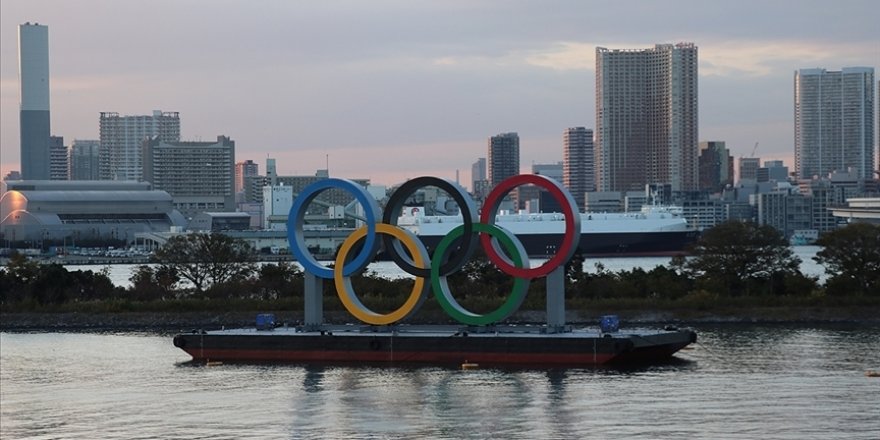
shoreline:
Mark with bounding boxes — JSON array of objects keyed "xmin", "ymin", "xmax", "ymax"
[{"xmin": 3, "ymin": 306, "xmax": 879, "ymax": 332}]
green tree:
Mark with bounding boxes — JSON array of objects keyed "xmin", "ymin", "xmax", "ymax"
[
  {"xmin": 686, "ymin": 221, "xmax": 802, "ymax": 296},
  {"xmin": 814, "ymin": 223, "xmax": 880, "ymax": 296},
  {"xmin": 129, "ymin": 265, "xmax": 180, "ymax": 300},
  {"xmin": 255, "ymin": 262, "xmax": 303, "ymax": 300},
  {"xmin": 1, "ymin": 252, "xmax": 41, "ymax": 304},
  {"xmin": 5, "ymin": 252, "xmax": 40, "ymax": 285},
  {"xmin": 152, "ymin": 233, "xmax": 256, "ymax": 293}
]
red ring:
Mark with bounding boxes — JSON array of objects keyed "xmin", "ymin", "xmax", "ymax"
[{"xmin": 480, "ymin": 174, "xmax": 581, "ymax": 279}]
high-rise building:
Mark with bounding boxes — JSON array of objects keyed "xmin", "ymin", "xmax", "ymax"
[
  {"xmin": 698, "ymin": 141, "xmax": 733, "ymax": 192},
  {"xmin": 68, "ymin": 139, "xmax": 100, "ymax": 180},
  {"xmin": 18, "ymin": 23, "xmax": 51, "ymax": 180},
  {"xmin": 757, "ymin": 160, "xmax": 789, "ymax": 183},
  {"xmin": 142, "ymin": 135, "xmax": 235, "ymax": 217},
  {"xmin": 471, "ymin": 157, "xmax": 486, "ymax": 189},
  {"xmin": 235, "ymin": 160, "xmax": 259, "ymax": 194},
  {"xmin": 739, "ymin": 157, "xmax": 760, "ymax": 184},
  {"xmin": 488, "ymin": 132, "xmax": 520, "ymax": 187},
  {"xmin": 266, "ymin": 158, "xmax": 277, "ymax": 185},
  {"xmin": 595, "ymin": 43, "xmax": 699, "ymax": 192},
  {"xmin": 99, "ymin": 110, "xmax": 180, "ymax": 180},
  {"xmin": 49, "ymin": 135, "xmax": 68, "ymax": 180},
  {"xmin": 794, "ymin": 67, "xmax": 875, "ymax": 180},
  {"xmin": 563, "ymin": 127, "xmax": 595, "ymax": 209}
]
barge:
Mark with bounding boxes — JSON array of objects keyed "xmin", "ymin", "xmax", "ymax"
[{"xmin": 173, "ymin": 324, "xmax": 697, "ymax": 367}]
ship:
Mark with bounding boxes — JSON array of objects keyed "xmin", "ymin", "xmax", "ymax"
[{"xmin": 397, "ymin": 205, "xmax": 700, "ymax": 258}]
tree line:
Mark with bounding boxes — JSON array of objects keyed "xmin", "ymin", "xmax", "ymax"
[{"xmin": 2, "ymin": 221, "xmax": 878, "ymax": 312}]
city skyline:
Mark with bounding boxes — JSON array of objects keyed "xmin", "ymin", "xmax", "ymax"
[{"xmin": 1, "ymin": 1, "xmax": 878, "ymax": 187}]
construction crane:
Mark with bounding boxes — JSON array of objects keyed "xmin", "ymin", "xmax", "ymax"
[{"xmin": 750, "ymin": 142, "xmax": 759, "ymax": 157}]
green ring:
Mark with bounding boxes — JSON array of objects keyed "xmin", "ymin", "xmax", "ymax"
[{"xmin": 431, "ymin": 223, "xmax": 530, "ymax": 326}]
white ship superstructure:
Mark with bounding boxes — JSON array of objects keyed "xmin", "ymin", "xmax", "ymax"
[{"xmin": 397, "ymin": 205, "xmax": 697, "ymax": 257}]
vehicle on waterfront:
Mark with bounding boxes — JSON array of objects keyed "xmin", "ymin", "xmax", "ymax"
[{"xmin": 397, "ymin": 205, "xmax": 700, "ymax": 257}]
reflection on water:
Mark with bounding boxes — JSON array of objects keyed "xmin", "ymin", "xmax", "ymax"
[{"xmin": 2, "ymin": 325, "xmax": 879, "ymax": 439}]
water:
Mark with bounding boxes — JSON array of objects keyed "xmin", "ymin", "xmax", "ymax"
[
  {"xmin": 2, "ymin": 326, "xmax": 878, "ymax": 439},
  {"xmin": 66, "ymin": 246, "xmax": 828, "ymax": 289}
]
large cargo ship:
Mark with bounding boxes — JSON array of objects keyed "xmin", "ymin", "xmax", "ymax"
[{"xmin": 397, "ymin": 205, "xmax": 699, "ymax": 257}]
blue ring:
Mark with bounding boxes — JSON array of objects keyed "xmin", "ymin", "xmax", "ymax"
[{"xmin": 287, "ymin": 178, "xmax": 381, "ymax": 278}]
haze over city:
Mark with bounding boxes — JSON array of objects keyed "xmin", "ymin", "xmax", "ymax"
[{"xmin": 1, "ymin": 0, "xmax": 878, "ymax": 186}]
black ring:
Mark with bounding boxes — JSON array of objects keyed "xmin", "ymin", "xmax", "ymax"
[{"xmin": 382, "ymin": 176, "xmax": 478, "ymax": 277}]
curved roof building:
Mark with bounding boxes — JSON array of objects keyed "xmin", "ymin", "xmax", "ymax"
[{"xmin": 1, "ymin": 181, "xmax": 186, "ymax": 244}]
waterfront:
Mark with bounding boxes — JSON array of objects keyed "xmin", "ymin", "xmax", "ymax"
[
  {"xmin": 1, "ymin": 325, "xmax": 878, "ymax": 439},
  {"xmin": 63, "ymin": 246, "xmax": 829, "ymax": 289}
]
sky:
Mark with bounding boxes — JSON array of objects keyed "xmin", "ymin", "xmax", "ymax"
[{"xmin": 1, "ymin": 0, "xmax": 878, "ymax": 187}]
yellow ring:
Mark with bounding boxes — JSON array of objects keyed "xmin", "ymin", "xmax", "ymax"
[{"xmin": 334, "ymin": 223, "xmax": 429, "ymax": 325}]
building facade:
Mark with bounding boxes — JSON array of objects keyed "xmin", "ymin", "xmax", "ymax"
[
  {"xmin": 471, "ymin": 157, "xmax": 486, "ymax": 194},
  {"xmin": 794, "ymin": 67, "xmax": 875, "ymax": 180},
  {"xmin": 99, "ymin": 110, "xmax": 180, "ymax": 180},
  {"xmin": 563, "ymin": 127, "xmax": 595, "ymax": 210},
  {"xmin": 698, "ymin": 141, "xmax": 733, "ymax": 192},
  {"xmin": 68, "ymin": 139, "xmax": 100, "ymax": 180},
  {"xmin": 595, "ymin": 43, "xmax": 699, "ymax": 192},
  {"xmin": 0, "ymin": 180, "xmax": 186, "ymax": 244},
  {"xmin": 235, "ymin": 159, "xmax": 259, "ymax": 194},
  {"xmin": 757, "ymin": 160, "xmax": 789, "ymax": 183},
  {"xmin": 142, "ymin": 135, "xmax": 235, "ymax": 217},
  {"xmin": 49, "ymin": 135, "xmax": 68, "ymax": 180},
  {"xmin": 18, "ymin": 23, "xmax": 51, "ymax": 180},
  {"xmin": 488, "ymin": 132, "xmax": 520, "ymax": 187},
  {"xmin": 739, "ymin": 157, "xmax": 760, "ymax": 184}
]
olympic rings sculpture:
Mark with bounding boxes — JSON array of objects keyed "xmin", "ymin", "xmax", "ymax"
[{"xmin": 287, "ymin": 174, "xmax": 581, "ymax": 326}]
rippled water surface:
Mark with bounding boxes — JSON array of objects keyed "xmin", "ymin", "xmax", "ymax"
[{"xmin": 2, "ymin": 325, "xmax": 878, "ymax": 439}]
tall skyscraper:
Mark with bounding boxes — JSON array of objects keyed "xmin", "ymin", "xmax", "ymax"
[
  {"xmin": 488, "ymin": 132, "xmax": 520, "ymax": 187},
  {"xmin": 698, "ymin": 141, "xmax": 733, "ymax": 192},
  {"xmin": 99, "ymin": 110, "xmax": 180, "ymax": 180},
  {"xmin": 595, "ymin": 43, "xmax": 699, "ymax": 192},
  {"xmin": 49, "ymin": 135, "xmax": 67, "ymax": 180},
  {"xmin": 18, "ymin": 23, "xmax": 51, "ymax": 180},
  {"xmin": 794, "ymin": 67, "xmax": 875, "ymax": 180},
  {"xmin": 563, "ymin": 127, "xmax": 595, "ymax": 209},
  {"xmin": 68, "ymin": 139, "xmax": 100, "ymax": 180}
]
